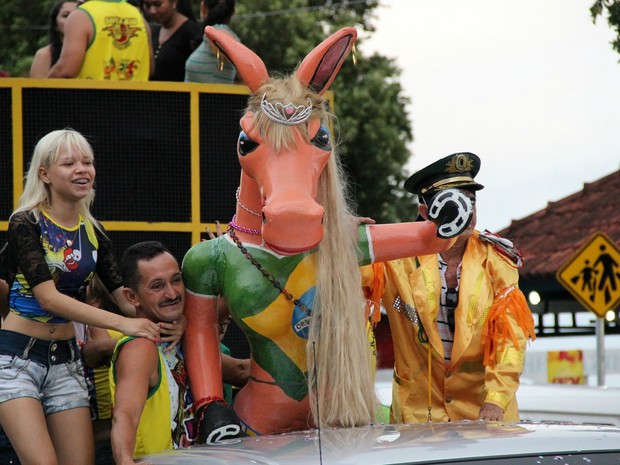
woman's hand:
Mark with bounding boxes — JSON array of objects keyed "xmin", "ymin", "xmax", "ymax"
[
  {"xmin": 119, "ymin": 317, "xmax": 160, "ymax": 342},
  {"xmin": 203, "ymin": 221, "xmax": 224, "ymax": 241},
  {"xmin": 348, "ymin": 215, "xmax": 376, "ymax": 238}
]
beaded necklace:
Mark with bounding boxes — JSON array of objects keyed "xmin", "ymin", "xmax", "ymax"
[
  {"xmin": 228, "ymin": 214, "xmax": 261, "ymax": 235},
  {"xmin": 235, "ymin": 187, "xmax": 262, "ymax": 217},
  {"xmin": 227, "ymin": 225, "xmax": 311, "ymax": 315}
]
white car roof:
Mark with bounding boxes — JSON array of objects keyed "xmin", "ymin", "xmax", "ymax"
[{"xmin": 143, "ymin": 421, "xmax": 620, "ymax": 465}]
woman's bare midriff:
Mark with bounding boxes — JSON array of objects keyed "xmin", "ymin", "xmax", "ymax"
[{"xmin": 1, "ymin": 311, "xmax": 76, "ymax": 340}]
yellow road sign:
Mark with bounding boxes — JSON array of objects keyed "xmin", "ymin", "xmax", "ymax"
[{"xmin": 556, "ymin": 232, "xmax": 620, "ymax": 318}]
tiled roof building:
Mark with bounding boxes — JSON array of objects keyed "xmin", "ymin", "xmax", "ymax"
[{"xmin": 498, "ymin": 169, "xmax": 620, "ymax": 334}]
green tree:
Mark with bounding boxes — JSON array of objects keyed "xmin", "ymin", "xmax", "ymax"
[
  {"xmin": 590, "ymin": 0, "xmax": 620, "ymax": 56},
  {"xmin": 0, "ymin": 0, "xmax": 56, "ymax": 76},
  {"xmin": 334, "ymin": 54, "xmax": 415, "ymax": 221}
]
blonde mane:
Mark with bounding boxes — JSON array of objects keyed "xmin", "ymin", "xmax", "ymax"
[{"xmin": 310, "ymin": 147, "xmax": 378, "ymax": 427}]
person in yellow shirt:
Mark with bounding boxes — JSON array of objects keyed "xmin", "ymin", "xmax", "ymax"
[
  {"xmin": 110, "ymin": 241, "xmax": 194, "ymax": 464},
  {"xmin": 363, "ymin": 152, "xmax": 536, "ymax": 423},
  {"xmin": 83, "ymin": 273, "xmax": 186, "ymax": 465},
  {"xmin": 48, "ymin": 0, "xmax": 152, "ymax": 80}
]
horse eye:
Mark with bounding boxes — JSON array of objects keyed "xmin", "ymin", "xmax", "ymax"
[
  {"xmin": 310, "ymin": 125, "xmax": 332, "ymax": 151},
  {"xmin": 238, "ymin": 131, "xmax": 259, "ymax": 156}
]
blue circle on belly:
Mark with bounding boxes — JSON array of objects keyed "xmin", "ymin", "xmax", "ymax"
[{"xmin": 291, "ymin": 287, "xmax": 316, "ymax": 339}]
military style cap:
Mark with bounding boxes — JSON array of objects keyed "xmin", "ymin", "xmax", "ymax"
[{"xmin": 404, "ymin": 152, "xmax": 484, "ymax": 196}]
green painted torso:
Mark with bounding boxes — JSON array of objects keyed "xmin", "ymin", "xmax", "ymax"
[{"xmin": 182, "ymin": 228, "xmax": 373, "ymax": 401}]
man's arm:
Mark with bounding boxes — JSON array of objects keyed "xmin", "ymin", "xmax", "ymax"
[
  {"xmin": 144, "ymin": 21, "xmax": 154, "ymax": 78},
  {"xmin": 481, "ymin": 250, "xmax": 535, "ymax": 421},
  {"xmin": 221, "ymin": 353, "xmax": 250, "ymax": 388},
  {"xmin": 0, "ymin": 279, "xmax": 8, "ymax": 321},
  {"xmin": 111, "ymin": 339, "xmax": 159, "ymax": 465},
  {"xmin": 47, "ymin": 9, "xmax": 92, "ymax": 78},
  {"xmin": 481, "ymin": 295, "xmax": 531, "ymax": 420},
  {"xmin": 29, "ymin": 46, "xmax": 52, "ymax": 78}
]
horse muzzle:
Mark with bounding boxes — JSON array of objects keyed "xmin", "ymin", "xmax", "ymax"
[{"xmin": 261, "ymin": 195, "xmax": 325, "ymax": 255}]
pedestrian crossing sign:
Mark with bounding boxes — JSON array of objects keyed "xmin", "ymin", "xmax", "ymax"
[{"xmin": 557, "ymin": 232, "xmax": 620, "ymax": 318}]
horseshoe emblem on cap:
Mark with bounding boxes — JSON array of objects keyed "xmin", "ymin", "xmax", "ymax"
[{"xmin": 427, "ymin": 188, "xmax": 474, "ymax": 239}]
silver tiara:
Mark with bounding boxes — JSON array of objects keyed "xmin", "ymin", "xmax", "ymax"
[{"xmin": 260, "ymin": 93, "xmax": 313, "ymax": 126}]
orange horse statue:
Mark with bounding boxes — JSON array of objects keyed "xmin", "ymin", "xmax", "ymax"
[{"xmin": 182, "ymin": 26, "xmax": 473, "ymax": 442}]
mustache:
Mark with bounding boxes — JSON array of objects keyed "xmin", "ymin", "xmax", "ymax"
[{"xmin": 159, "ymin": 295, "xmax": 183, "ymax": 307}]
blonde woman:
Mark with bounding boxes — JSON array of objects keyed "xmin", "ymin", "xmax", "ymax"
[{"xmin": 0, "ymin": 129, "xmax": 160, "ymax": 465}]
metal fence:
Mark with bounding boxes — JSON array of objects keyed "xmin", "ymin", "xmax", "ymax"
[{"xmin": 0, "ymin": 78, "xmax": 253, "ymax": 262}]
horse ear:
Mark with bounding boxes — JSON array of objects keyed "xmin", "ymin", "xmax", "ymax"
[
  {"xmin": 204, "ymin": 26, "xmax": 269, "ymax": 93},
  {"xmin": 295, "ymin": 27, "xmax": 357, "ymax": 96}
]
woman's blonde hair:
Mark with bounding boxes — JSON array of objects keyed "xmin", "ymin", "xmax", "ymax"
[{"xmin": 12, "ymin": 128, "xmax": 99, "ymax": 228}]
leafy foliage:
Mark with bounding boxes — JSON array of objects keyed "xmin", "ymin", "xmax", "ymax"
[
  {"xmin": 0, "ymin": 0, "xmax": 57, "ymax": 76},
  {"xmin": 590, "ymin": 0, "xmax": 620, "ymax": 57}
]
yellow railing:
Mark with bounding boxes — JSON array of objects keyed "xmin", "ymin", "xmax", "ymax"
[{"xmin": 0, "ymin": 78, "xmax": 249, "ymax": 246}]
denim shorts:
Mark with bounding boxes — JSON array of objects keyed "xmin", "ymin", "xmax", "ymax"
[{"xmin": 0, "ymin": 329, "xmax": 89, "ymax": 415}]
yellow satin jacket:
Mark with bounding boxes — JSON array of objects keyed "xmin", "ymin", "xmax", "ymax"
[{"xmin": 364, "ymin": 230, "xmax": 535, "ymax": 423}]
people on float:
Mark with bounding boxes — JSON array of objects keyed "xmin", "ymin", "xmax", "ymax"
[
  {"xmin": 143, "ymin": 0, "xmax": 201, "ymax": 81},
  {"xmin": 77, "ymin": 273, "xmax": 185, "ymax": 465},
  {"xmin": 361, "ymin": 152, "xmax": 536, "ymax": 423},
  {"xmin": 110, "ymin": 241, "xmax": 194, "ymax": 463},
  {"xmin": 0, "ymin": 128, "xmax": 160, "ymax": 464},
  {"xmin": 48, "ymin": 0, "xmax": 152, "ymax": 80},
  {"xmin": 184, "ymin": 0, "xmax": 239, "ymax": 84},
  {"xmin": 30, "ymin": 0, "xmax": 78, "ymax": 78}
]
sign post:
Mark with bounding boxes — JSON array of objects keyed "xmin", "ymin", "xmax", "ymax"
[
  {"xmin": 556, "ymin": 232, "xmax": 620, "ymax": 386},
  {"xmin": 596, "ymin": 318, "xmax": 605, "ymax": 386}
]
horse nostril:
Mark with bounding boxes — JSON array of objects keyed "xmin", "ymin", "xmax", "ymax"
[{"xmin": 262, "ymin": 212, "xmax": 267, "ymax": 224}]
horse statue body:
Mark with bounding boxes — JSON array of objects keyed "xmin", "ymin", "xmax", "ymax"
[{"xmin": 182, "ymin": 26, "xmax": 470, "ymax": 441}]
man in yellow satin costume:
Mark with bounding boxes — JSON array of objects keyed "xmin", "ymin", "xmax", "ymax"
[{"xmin": 364, "ymin": 152, "xmax": 536, "ymax": 423}]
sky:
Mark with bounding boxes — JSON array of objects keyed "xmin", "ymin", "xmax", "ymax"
[{"xmin": 362, "ymin": 0, "xmax": 620, "ymax": 232}]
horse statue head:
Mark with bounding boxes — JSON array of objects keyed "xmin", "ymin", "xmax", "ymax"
[{"xmin": 207, "ymin": 26, "xmax": 357, "ymax": 255}]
